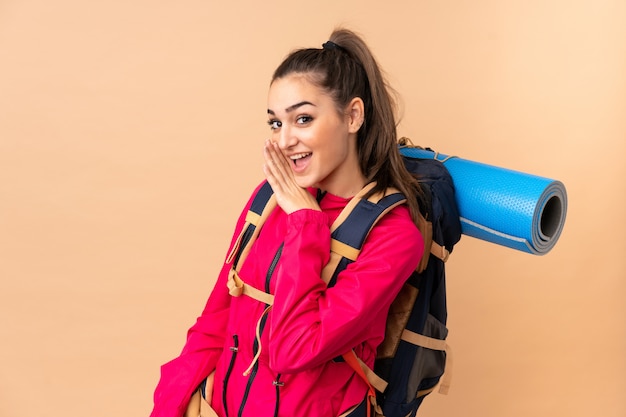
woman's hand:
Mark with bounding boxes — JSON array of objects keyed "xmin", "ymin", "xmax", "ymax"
[{"xmin": 263, "ymin": 140, "xmax": 320, "ymax": 215}]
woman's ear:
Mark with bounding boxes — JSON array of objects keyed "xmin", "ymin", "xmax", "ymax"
[{"xmin": 346, "ymin": 97, "xmax": 365, "ymax": 134}]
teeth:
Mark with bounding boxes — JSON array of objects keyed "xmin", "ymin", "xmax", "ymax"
[{"xmin": 290, "ymin": 153, "xmax": 311, "ymax": 160}]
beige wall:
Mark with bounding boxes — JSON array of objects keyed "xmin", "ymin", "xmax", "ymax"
[{"xmin": 1, "ymin": 1, "xmax": 624, "ymax": 416}]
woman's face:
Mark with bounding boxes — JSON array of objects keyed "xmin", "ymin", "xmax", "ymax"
[{"xmin": 267, "ymin": 73, "xmax": 365, "ymax": 197}]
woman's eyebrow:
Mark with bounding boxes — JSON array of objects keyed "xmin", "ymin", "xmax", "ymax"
[{"xmin": 267, "ymin": 101, "xmax": 315, "ymax": 115}]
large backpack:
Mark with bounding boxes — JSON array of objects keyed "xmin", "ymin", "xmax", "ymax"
[{"xmin": 224, "ymin": 142, "xmax": 462, "ymax": 417}]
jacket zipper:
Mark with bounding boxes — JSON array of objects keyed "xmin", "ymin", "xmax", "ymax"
[
  {"xmin": 265, "ymin": 244, "xmax": 283, "ymax": 293},
  {"xmin": 237, "ymin": 243, "xmax": 283, "ymax": 417},
  {"xmin": 223, "ymin": 334, "xmax": 239, "ymax": 417},
  {"xmin": 273, "ymin": 374, "xmax": 283, "ymax": 417}
]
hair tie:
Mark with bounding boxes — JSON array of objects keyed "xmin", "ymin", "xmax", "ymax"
[{"xmin": 322, "ymin": 41, "xmax": 342, "ymax": 51}]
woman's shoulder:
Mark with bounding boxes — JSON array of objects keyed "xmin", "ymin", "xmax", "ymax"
[
  {"xmin": 370, "ymin": 203, "xmax": 422, "ymax": 246},
  {"xmin": 355, "ymin": 202, "xmax": 423, "ymax": 273},
  {"xmin": 379, "ymin": 203, "xmax": 419, "ymax": 230}
]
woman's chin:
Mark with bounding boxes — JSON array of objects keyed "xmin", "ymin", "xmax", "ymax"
[{"xmin": 294, "ymin": 176, "xmax": 316, "ymax": 190}]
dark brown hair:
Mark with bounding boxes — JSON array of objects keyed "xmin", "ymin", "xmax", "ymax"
[{"xmin": 272, "ymin": 28, "xmax": 424, "ymax": 224}]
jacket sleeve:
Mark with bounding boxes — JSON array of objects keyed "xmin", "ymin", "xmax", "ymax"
[
  {"xmin": 267, "ymin": 205, "xmax": 423, "ymax": 373},
  {"xmin": 150, "ymin": 182, "xmax": 266, "ymax": 417}
]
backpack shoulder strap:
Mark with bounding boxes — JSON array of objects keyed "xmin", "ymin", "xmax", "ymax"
[
  {"xmin": 226, "ymin": 181, "xmax": 279, "ymax": 302},
  {"xmin": 226, "ymin": 181, "xmax": 277, "ymax": 271},
  {"xmin": 321, "ymin": 182, "xmax": 407, "ymax": 286}
]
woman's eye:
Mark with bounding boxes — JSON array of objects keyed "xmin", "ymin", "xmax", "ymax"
[
  {"xmin": 267, "ymin": 120, "xmax": 281, "ymax": 130},
  {"xmin": 296, "ymin": 115, "xmax": 313, "ymax": 125}
]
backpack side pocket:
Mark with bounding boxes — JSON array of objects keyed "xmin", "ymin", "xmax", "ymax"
[{"xmin": 404, "ymin": 314, "xmax": 448, "ymax": 399}]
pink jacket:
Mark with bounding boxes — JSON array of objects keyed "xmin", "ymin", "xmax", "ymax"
[{"xmin": 151, "ymin": 182, "xmax": 423, "ymax": 417}]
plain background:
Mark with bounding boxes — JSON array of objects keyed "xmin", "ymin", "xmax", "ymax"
[{"xmin": 1, "ymin": 1, "xmax": 624, "ymax": 416}]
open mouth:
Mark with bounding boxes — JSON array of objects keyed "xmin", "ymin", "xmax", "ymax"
[{"xmin": 290, "ymin": 152, "xmax": 312, "ymax": 168}]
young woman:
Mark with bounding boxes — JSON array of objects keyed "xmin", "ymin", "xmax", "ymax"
[{"xmin": 150, "ymin": 28, "xmax": 425, "ymax": 417}]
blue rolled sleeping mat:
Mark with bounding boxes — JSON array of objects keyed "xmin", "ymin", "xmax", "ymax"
[{"xmin": 399, "ymin": 146, "xmax": 568, "ymax": 255}]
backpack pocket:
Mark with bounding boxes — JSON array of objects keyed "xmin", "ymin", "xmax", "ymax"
[{"xmin": 405, "ymin": 314, "xmax": 448, "ymax": 400}]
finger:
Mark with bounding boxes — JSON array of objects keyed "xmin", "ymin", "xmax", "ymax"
[
  {"xmin": 269, "ymin": 142, "xmax": 300, "ymax": 191},
  {"xmin": 263, "ymin": 142, "xmax": 285, "ymax": 185},
  {"xmin": 262, "ymin": 162, "xmax": 278, "ymax": 191},
  {"xmin": 263, "ymin": 151, "xmax": 281, "ymax": 190},
  {"xmin": 264, "ymin": 144, "xmax": 293, "ymax": 198},
  {"xmin": 271, "ymin": 141, "xmax": 293, "ymax": 173},
  {"xmin": 265, "ymin": 141, "xmax": 292, "ymax": 186},
  {"xmin": 265, "ymin": 141, "xmax": 286, "ymax": 171}
]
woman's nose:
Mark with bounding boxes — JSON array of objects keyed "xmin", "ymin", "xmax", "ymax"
[{"xmin": 277, "ymin": 126, "xmax": 297, "ymax": 150}]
